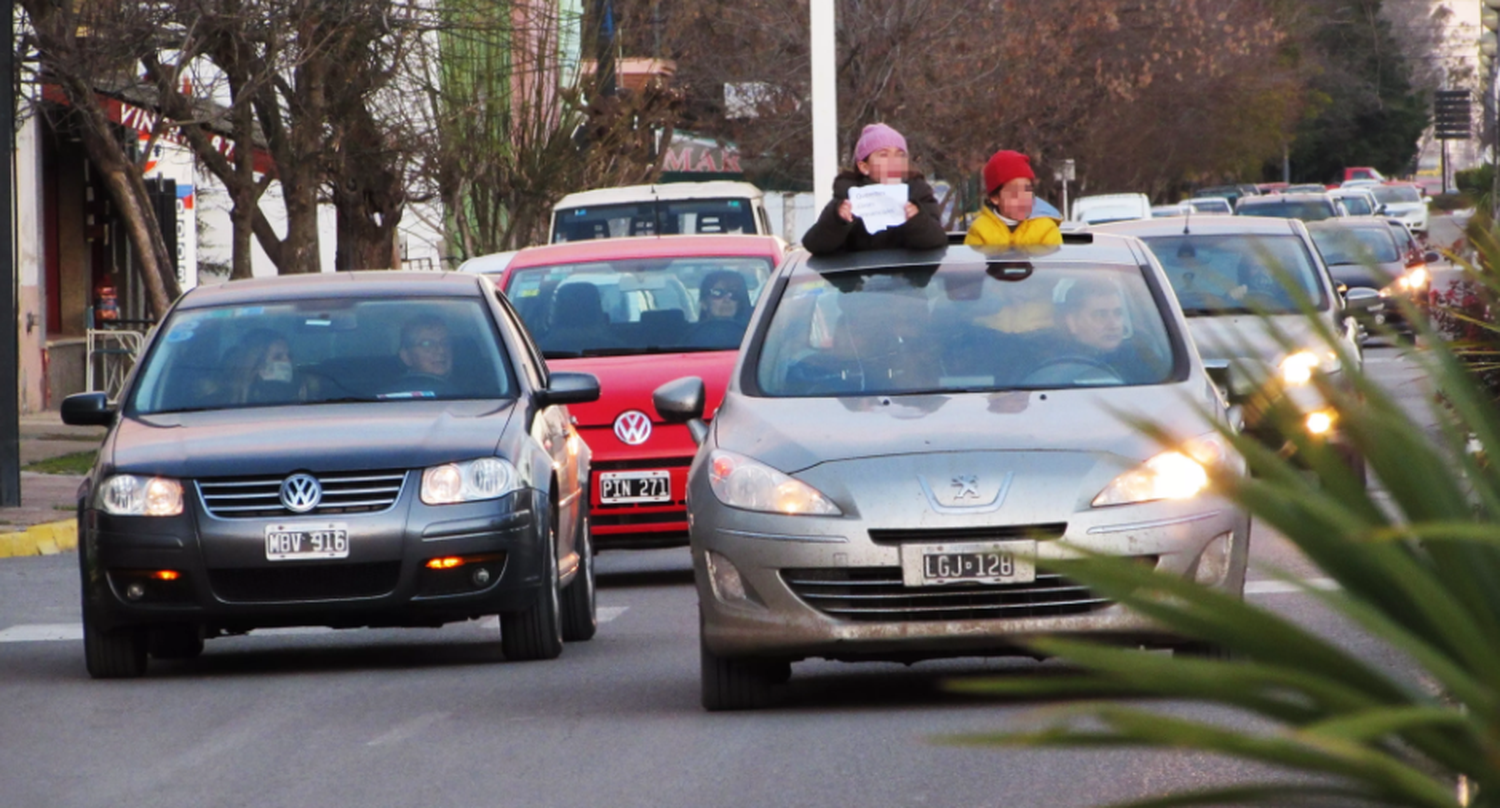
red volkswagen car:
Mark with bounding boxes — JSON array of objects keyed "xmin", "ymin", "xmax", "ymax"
[{"xmin": 493, "ymin": 235, "xmax": 785, "ymax": 549}]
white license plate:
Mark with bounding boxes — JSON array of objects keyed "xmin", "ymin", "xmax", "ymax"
[
  {"xmin": 265, "ymin": 521, "xmax": 350, "ymax": 561},
  {"xmin": 599, "ymin": 470, "xmax": 671, "ymax": 504},
  {"xmin": 900, "ymin": 541, "xmax": 1036, "ymax": 586}
]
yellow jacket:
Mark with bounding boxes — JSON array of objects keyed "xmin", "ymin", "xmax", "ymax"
[{"xmin": 964, "ymin": 206, "xmax": 1062, "ymax": 248}]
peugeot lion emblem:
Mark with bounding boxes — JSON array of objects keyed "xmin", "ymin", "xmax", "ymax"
[
  {"xmin": 613, "ymin": 410, "xmax": 653, "ymax": 445},
  {"xmin": 919, "ymin": 471, "xmax": 1013, "ymax": 514},
  {"xmin": 280, "ymin": 473, "xmax": 323, "ymax": 513},
  {"xmin": 951, "ymin": 475, "xmax": 981, "ymax": 500}
]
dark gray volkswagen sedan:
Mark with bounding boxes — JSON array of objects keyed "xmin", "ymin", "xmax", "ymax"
[
  {"xmin": 656, "ymin": 235, "xmax": 1252, "ymax": 710},
  {"xmin": 62, "ymin": 272, "xmax": 600, "ymax": 678}
]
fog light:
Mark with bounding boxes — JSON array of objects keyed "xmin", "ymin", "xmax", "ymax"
[
  {"xmin": 705, "ymin": 551, "xmax": 748, "ymax": 604},
  {"xmin": 151, "ymin": 570, "xmax": 180, "ymax": 581},
  {"xmin": 124, "ymin": 582, "xmax": 146, "ymax": 601},
  {"xmin": 1194, "ymin": 533, "xmax": 1234, "ymax": 586},
  {"xmin": 1306, "ymin": 410, "xmax": 1335, "ymax": 436},
  {"xmin": 426, "ymin": 557, "xmax": 464, "ymax": 570},
  {"xmin": 472, "ymin": 567, "xmax": 492, "ymax": 586}
]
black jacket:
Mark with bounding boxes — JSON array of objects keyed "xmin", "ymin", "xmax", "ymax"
[{"xmin": 801, "ymin": 171, "xmax": 948, "ymax": 255}]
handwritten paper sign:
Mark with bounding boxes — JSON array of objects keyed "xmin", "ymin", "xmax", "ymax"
[{"xmin": 848, "ymin": 183, "xmax": 908, "ymax": 234}]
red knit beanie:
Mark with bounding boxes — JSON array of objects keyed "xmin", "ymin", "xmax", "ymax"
[{"xmin": 983, "ymin": 150, "xmax": 1035, "ymax": 195}]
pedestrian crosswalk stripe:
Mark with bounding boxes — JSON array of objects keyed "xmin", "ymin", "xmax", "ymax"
[
  {"xmin": 0, "ymin": 606, "xmax": 630, "ymax": 643},
  {"xmin": 1244, "ymin": 578, "xmax": 1338, "ymax": 594}
]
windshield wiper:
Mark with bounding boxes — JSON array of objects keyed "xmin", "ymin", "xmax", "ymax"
[
  {"xmin": 541, "ymin": 349, "xmax": 584, "ymax": 359},
  {"xmin": 304, "ymin": 396, "xmax": 381, "ymax": 404}
]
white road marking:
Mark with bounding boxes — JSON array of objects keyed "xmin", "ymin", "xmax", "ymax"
[
  {"xmin": 366, "ymin": 711, "xmax": 451, "ymax": 746},
  {"xmin": 1245, "ymin": 577, "xmax": 1339, "ymax": 594},
  {"xmin": 0, "ymin": 607, "xmax": 630, "ymax": 643}
]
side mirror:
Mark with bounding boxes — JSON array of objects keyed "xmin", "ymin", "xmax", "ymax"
[
  {"xmin": 1203, "ymin": 359, "xmax": 1234, "ymax": 401},
  {"xmin": 1423, "ymin": 250, "xmax": 1441, "ymax": 264},
  {"xmin": 61, "ymin": 392, "xmax": 115, "ymax": 427},
  {"xmin": 653, "ymin": 376, "xmax": 709, "ymax": 446},
  {"xmin": 1342, "ymin": 286, "xmax": 1382, "ymax": 312},
  {"xmin": 538, "ymin": 372, "xmax": 600, "ymax": 406}
]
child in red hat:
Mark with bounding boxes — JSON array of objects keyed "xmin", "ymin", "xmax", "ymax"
[
  {"xmin": 801, "ymin": 123, "xmax": 947, "ymax": 255},
  {"xmin": 965, "ymin": 150, "xmax": 1061, "ymax": 248}
]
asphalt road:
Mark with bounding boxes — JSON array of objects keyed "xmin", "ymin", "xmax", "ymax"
[{"xmin": 0, "ymin": 341, "xmax": 1432, "ymax": 808}]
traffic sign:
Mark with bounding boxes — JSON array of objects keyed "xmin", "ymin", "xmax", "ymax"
[{"xmin": 1434, "ymin": 90, "xmax": 1471, "ymax": 140}]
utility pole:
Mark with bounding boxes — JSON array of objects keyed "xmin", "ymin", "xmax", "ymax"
[
  {"xmin": 810, "ymin": 1, "xmax": 836, "ymax": 212},
  {"xmin": 1, "ymin": 0, "xmax": 19, "ymax": 507}
]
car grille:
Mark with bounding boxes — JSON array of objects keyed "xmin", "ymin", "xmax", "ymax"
[
  {"xmin": 867, "ymin": 524, "xmax": 1067, "ymax": 545},
  {"xmin": 198, "ymin": 470, "xmax": 408, "ymax": 518},
  {"xmin": 208, "ymin": 561, "xmax": 401, "ymax": 602},
  {"xmin": 781, "ymin": 565, "xmax": 1120, "ymax": 622}
]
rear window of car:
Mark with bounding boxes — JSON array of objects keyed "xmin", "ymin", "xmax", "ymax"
[
  {"xmin": 1235, "ymin": 199, "xmax": 1337, "ymax": 221},
  {"xmin": 1370, "ymin": 186, "xmax": 1421, "ymax": 204},
  {"xmin": 504, "ymin": 256, "xmax": 775, "ymax": 357},
  {"xmin": 551, "ymin": 199, "xmax": 758, "ymax": 242},
  {"xmin": 752, "ymin": 260, "xmax": 1179, "ymax": 396},
  {"xmin": 1309, "ymin": 226, "xmax": 1401, "ymax": 266},
  {"xmin": 1140, "ymin": 234, "xmax": 1330, "ymax": 315},
  {"xmin": 1336, "ymin": 195, "xmax": 1374, "ymax": 216},
  {"xmin": 129, "ymin": 297, "xmax": 516, "ymax": 414}
]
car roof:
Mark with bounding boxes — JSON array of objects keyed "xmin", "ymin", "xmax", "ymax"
[
  {"xmin": 1094, "ymin": 215, "xmax": 1305, "ymax": 237},
  {"xmin": 1305, "ymin": 216, "xmax": 1397, "ymax": 232},
  {"xmin": 503, "ymin": 234, "xmax": 786, "ymax": 271},
  {"xmin": 791, "ymin": 233, "xmax": 1147, "ymax": 275},
  {"xmin": 1239, "ymin": 192, "xmax": 1334, "ymax": 203},
  {"xmin": 553, "ymin": 181, "xmax": 766, "ymax": 208},
  {"xmin": 177, "ymin": 271, "xmax": 487, "ymax": 310},
  {"xmin": 456, "ymin": 250, "xmax": 521, "ymax": 274}
]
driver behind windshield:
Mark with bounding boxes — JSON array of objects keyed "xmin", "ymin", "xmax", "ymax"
[
  {"xmin": 1035, "ymin": 277, "xmax": 1168, "ymax": 385},
  {"xmin": 395, "ymin": 315, "xmax": 454, "ymax": 392}
]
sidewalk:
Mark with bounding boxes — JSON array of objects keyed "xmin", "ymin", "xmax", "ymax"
[{"xmin": 0, "ymin": 412, "xmax": 107, "ymax": 559}]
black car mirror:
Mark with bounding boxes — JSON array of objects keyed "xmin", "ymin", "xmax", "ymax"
[
  {"xmin": 61, "ymin": 392, "xmax": 115, "ymax": 427},
  {"xmin": 1342, "ymin": 287, "xmax": 1382, "ymax": 312},
  {"xmin": 1424, "ymin": 250, "xmax": 1441, "ymax": 264},
  {"xmin": 538, "ymin": 372, "xmax": 600, "ymax": 406},
  {"xmin": 653, "ymin": 376, "xmax": 709, "ymax": 446}
]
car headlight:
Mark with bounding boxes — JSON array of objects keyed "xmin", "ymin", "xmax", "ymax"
[
  {"xmin": 707, "ymin": 450, "xmax": 841, "ymax": 516},
  {"xmin": 98, "ymin": 474, "xmax": 184, "ymax": 516},
  {"xmin": 1093, "ymin": 433, "xmax": 1232, "ymax": 507},
  {"xmin": 1278, "ymin": 350, "xmax": 1339, "ymax": 386},
  {"xmin": 1397, "ymin": 267, "xmax": 1429, "ymax": 291},
  {"xmin": 421, "ymin": 458, "xmax": 519, "ymax": 505}
]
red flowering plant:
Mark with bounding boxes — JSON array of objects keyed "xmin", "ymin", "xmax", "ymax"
[{"xmin": 1429, "ymin": 217, "xmax": 1500, "ymax": 406}]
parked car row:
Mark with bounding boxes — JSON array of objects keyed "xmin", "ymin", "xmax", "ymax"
[{"xmin": 57, "ymin": 177, "xmax": 1411, "ymax": 715}]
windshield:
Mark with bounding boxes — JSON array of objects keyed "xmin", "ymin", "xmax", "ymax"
[
  {"xmin": 1370, "ymin": 186, "xmax": 1421, "ymax": 204},
  {"xmin": 551, "ymin": 198, "xmax": 758, "ymax": 242},
  {"xmin": 505, "ymin": 256, "xmax": 774, "ymax": 356},
  {"xmin": 129, "ymin": 297, "xmax": 515, "ymax": 414},
  {"xmin": 1236, "ymin": 199, "xmax": 1337, "ymax": 221},
  {"xmin": 754, "ymin": 260, "xmax": 1179, "ymax": 396},
  {"xmin": 1141, "ymin": 234, "xmax": 1330, "ymax": 315},
  {"xmin": 1310, "ymin": 226, "xmax": 1401, "ymax": 265}
]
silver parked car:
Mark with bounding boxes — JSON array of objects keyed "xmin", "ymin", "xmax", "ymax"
[{"xmin": 654, "ymin": 235, "xmax": 1252, "ymax": 710}]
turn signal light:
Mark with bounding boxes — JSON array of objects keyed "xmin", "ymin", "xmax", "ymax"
[
  {"xmin": 426, "ymin": 557, "xmax": 464, "ymax": 570},
  {"xmin": 151, "ymin": 570, "xmax": 180, "ymax": 581}
]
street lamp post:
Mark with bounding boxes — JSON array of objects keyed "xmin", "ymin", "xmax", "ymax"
[{"xmin": 1483, "ymin": 1, "xmax": 1500, "ymax": 206}]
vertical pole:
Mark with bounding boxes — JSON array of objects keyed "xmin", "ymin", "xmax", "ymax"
[
  {"xmin": 810, "ymin": 0, "xmax": 837, "ymax": 212},
  {"xmin": 1282, "ymin": 141, "xmax": 1290, "ymax": 184},
  {"xmin": 0, "ymin": 0, "xmax": 19, "ymax": 507},
  {"xmin": 1441, "ymin": 139, "xmax": 1448, "ymax": 196}
]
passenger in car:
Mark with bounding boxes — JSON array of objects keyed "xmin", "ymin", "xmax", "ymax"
[
  {"xmin": 800, "ymin": 123, "xmax": 947, "ymax": 255},
  {"xmin": 965, "ymin": 150, "xmax": 1062, "ymax": 249},
  {"xmin": 682, "ymin": 270, "xmax": 752, "ymax": 349},
  {"xmin": 213, "ymin": 328, "xmax": 315, "ymax": 405}
]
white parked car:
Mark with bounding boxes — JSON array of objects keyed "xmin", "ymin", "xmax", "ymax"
[
  {"xmin": 1070, "ymin": 193, "xmax": 1152, "ymax": 225},
  {"xmin": 1368, "ymin": 184, "xmax": 1429, "ymax": 235}
]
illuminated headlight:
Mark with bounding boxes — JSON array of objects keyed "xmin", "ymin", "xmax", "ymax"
[
  {"xmin": 1093, "ymin": 433, "xmax": 1231, "ymax": 507},
  {"xmin": 1305, "ymin": 409, "xmax": 1336, "ymax": 435},
  {"xmin": 1397, "ymin": 267, "xmax": 1429, "ymax": 291},
  {"xmin": 1278, "ymin": 350, "xmax": 1338, "ymax": 386},
  {"xmin": 98, "ymin": 475, "xmax": 183, "ymax": 516},
  {"xmin": 421, "ymin": 458, "xmax": 519, "ymax": 505},
  {"xmin": 707, "ymin": 450, "xmax": 841, "ymax": 516}
]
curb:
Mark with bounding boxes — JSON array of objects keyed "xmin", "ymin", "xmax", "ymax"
[{"xmin": 0, "ymin": 520, "xmax": 78, "ymax": 558}]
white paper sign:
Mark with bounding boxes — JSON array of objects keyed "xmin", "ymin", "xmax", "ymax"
[{"xmin": 848, "ymin": 183, "xmax": 909, "ymax": 234}]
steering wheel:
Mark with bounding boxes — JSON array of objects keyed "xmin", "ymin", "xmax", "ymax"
[{"xmin": 1022, "ymin": 355, "xmax": 1123, "ymax": 386}]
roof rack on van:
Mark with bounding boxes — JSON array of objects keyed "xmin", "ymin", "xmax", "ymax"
[{"xmin": 944, "ymin": 231, "xmax": 1094, "ymax": 245}]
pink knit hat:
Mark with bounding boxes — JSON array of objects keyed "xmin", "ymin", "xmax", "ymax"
[{"xmin": 854, "ymin": 123, "xmax": 908, "ymax": 162}]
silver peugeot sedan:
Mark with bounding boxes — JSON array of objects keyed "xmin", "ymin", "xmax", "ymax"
[{"xmin": 654, "ymin": 234, "xmax": 1252, "ymax": 710}]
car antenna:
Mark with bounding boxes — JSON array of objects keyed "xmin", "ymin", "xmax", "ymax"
[{"xmin": 1182, "ymin": 204, "xmax": 1192, "ymax": 235}]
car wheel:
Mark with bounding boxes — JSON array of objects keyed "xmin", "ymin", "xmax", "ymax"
[
  {"xmin": 83, "ymin": 609, "xmax": 147, "ymax": 679},
  {"xmin": 700, "ymin": 638, "xmax": 784, "ymax": 711},
  {"xmin": 560, "ymin": 517, "xmax": 597, "ymax": 642},
  {"xmin": 500, "ymin": 510, "xmax": 564, "ymax": 662},
  {"xmin": 148, "ymin": 625, "xmax": 205, "ymax": 660}
]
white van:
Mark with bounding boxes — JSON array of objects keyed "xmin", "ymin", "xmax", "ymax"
[
  {"xmin": 1070, "ymin": 193, "xmax": 1152, "ymax": 225},
  {"xmin": 549, "ymin": 181, "xmax": 774, "ymax": 243}
]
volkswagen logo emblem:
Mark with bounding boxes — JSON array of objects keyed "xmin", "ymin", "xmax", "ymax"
[
  {"xmin": 280, "ymin": 473, "xmax": 323, "ymax": 513},
  {"xmin": 613, "ymin": 410, "xmax": 653, "ymax": 445}
]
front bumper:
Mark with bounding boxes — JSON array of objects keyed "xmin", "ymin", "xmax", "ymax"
[
  {"xmin": 693, "ymin": 496, "xmax": 1250, "ymax": 661},
  {"xmin": 80, "ymin": 483, "xmax": 551, "ymax": 634}
]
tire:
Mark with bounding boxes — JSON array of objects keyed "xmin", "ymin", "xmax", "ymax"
[
  {"xmin": 701, "ymin": 639, "xmax": 782, "ymax": 711},
  {"xmin": 501, "ymin": 510, "xmax": 564, "ymax": 662},
  {"xmin": 560, "ymin": 517, "xmax": 597, "ymax": 642},
  {"xmin": 148, "ymin": 625, "xmax": 205, "ymax": 660},
  {"xmin": 83, "ymin": 609, "xmax": 147, "ymax": 679}
]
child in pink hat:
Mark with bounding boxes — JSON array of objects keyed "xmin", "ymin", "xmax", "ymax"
[
  {"xmin": 801, "ymin": 123, "xmax": 946, "ymax": 255},
  {"xmin": 964, "ymin": 149, "xmax": 1061, "ymax": 248}
]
